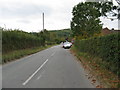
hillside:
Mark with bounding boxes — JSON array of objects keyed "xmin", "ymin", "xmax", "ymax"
[{"xmin": 49, "ymin": 28, "xmax": 72, "ymax": 41}]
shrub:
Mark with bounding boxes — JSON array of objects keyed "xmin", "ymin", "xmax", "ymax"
[
  {"xmin": 74, "ymin": 33, "xmax": 120, "ymax": 77},
  {"xmin": 2, "ymin": 30, "xmax": 43, "ymax": 54}
]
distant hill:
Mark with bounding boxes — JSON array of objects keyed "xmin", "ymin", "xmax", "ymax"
[
  {"xmin": 49, "ymin": 28, "xmax": 72, "ymax": 41},
  {"xmin": 29, "ymin": 28, "xmax": 73, "ymax": 44}
]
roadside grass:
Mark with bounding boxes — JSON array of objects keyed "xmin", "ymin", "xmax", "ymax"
[
  {"xmin": 70, "ymin": 45, "xmax": 120, "ymax": 88},
  {"xmin": 2, "ymin": 45, "xmax": 55, "ymax": 64}
]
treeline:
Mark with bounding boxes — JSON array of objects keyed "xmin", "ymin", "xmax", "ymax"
[
  {"xmin": 70, "ymin": 1, "xmax": 119, "ymax": 84},
  {"xmin": 30, "ymin": 29, "xmax": 72, "ymax": 44},
  {"xmin": 74, "ymin": 33, "xmax": 120, "ymax": 77},
  {"xmin": 2, "ymin": 28, "xmax": 51, "ymax": 54},
  {"xmin": 2, "ymin": 27, "xmax": 72, "ymax": 54},
  {"xmin": 49, "ymin": 28, "xmax": 72, "ymax": 42},
  {"xmin": 2, "ymin": 29, "xmax": 44, "ymax": 54}
]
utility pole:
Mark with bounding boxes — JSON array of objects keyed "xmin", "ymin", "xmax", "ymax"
[
  {"xmin": 4, "ymin": 24, "xmax": 6, "ymax": 30},
  {"xmin": 43, "ymin": 13, "xmax": 44, "ymax": 31}
]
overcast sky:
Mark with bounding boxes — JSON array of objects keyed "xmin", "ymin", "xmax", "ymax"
[{"xmin": 0, "ymin": 0, "xmax": 119, "ymax": 32}]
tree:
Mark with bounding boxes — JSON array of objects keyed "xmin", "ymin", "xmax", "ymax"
[
  {"xmin": 43, "ymin": 29, "xmax": 50, "ymax": 41},
  {"xmin": 71, "ymin": 2, "xmax": 117, "ymax": 38},
  {"xmin": 39, "ymin": 29, "xmax": 51, "ymax": 46},
  {"xmin": 115, "ymin": 0, "xmax": 120, "ymax": 5},
  {"xmin": 39, "ymin": 31, "xmax": 45, "ymax": 46}
]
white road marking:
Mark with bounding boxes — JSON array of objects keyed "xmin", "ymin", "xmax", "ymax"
[
  {"xmin": 36, "ymin": 70, "xmax": 45, "ymax": 80},
  {"xmin": 37, "ymin": 75, "xmax": 42, "ymax": 80},
  {"xmin": 22, "ymin": 59, "xmax": 49, "ymax": 86},
  {"xmin": 51, "ymin": 52, "xmax": 56, "ymax": 56}
]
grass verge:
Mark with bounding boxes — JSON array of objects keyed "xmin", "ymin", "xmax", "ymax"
[
  {"xmin": 70, "ymin": 45, "xmax": 120, "ymax": 88},
  {"xmin": 2, "ymin": 45, "xmax": 55, "ymax": 64}
]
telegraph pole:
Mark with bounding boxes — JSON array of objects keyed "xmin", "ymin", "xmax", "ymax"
[
  {"xmin": 4, "ymin": 24, "xmax": 6, "ymax": 30},
  {"xmin": 43, "ymin": 13, "xmax": 44, "ymax": 31}
]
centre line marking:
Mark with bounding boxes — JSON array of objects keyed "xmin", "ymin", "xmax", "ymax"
[
  {"xmin": 22, "ymin": 59, "xmax": 48, "ymax": 86},
  {"xmin": 36, "ymin": 70, "xmax": 45, "ymax": 80},
  {"xmin": 51, "ymin": 52, "xmax": 56, "ymax": 56},
  {"xmin": 37, "ymin": 75, "xmax": 42, "ymax": 80}
]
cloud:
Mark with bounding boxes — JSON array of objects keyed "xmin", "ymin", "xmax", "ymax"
[
  {"xmin": 0, "ymin": 0, "xmax": 84, "ymax": 31},
  {"xmin": 0, "ymin": 2, "xmax": 52, "ymax": 19},
  {"xmin": 0, "ymin": 0, "xmax": 118, "ymax": 32},
  {"xmin": 17, "ymin": 19, "xmax": 31, "ymax": 24}
]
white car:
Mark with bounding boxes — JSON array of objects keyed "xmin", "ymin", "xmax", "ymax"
[{"xmin": 62, "ymin": 41, "xmax": 72, "ymax": 49}]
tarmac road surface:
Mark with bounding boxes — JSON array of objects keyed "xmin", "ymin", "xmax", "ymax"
[{"xmin": 2, "ymin": 45, "xmax": 94, "ymax": 88}]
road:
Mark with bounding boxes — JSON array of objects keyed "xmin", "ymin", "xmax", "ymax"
[{"xmin": 2, "ymin": 45, "xmax": 94, "ymax": 88}]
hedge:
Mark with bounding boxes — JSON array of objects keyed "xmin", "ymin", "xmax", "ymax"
[
  {"xmin": 74, "ymin": 33, "xmax": 120, "ymax": 77},
  {"xmin": 2, "ymin": 30, "xmax": 44, "ymax": 54}
]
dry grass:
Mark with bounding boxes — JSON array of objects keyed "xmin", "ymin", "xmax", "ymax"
[
  {"xmin": 2, "ymin": 45, "xmax": 55, "ymax": 64},
  {"xmin": 70, "ymin": 46, "xmax": 120, "ymax": 88}
]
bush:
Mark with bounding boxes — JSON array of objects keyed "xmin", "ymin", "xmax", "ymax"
[
  {"xmin": 2, "ymin": 30, "xmax": 44, "ymax": 54},
  {"xmin": 74, "ymin": 33, "xmax": 120, "ymax": 77}
]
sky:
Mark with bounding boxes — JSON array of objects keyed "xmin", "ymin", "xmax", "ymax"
[{"xmin": 0, "ymin": 0, "xmax": 119, "ymax": 32}]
